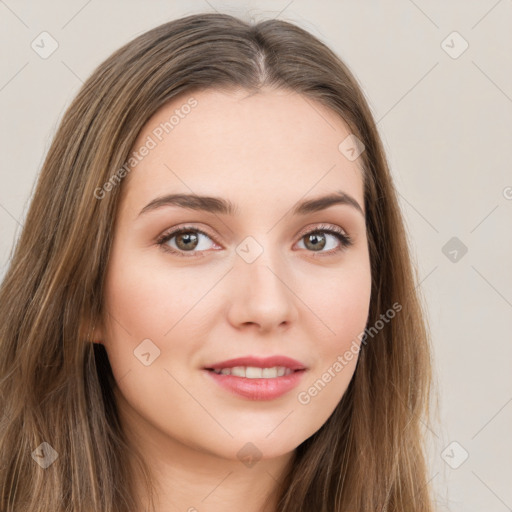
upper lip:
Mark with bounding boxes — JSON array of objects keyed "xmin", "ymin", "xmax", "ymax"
[{"xmin": 204, "ymin": 355, "xmax": 306, "ymax": 371}]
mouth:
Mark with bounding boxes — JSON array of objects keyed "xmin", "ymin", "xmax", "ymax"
[
  {"xmin": 205, "ymin": 366, "xmax": 301, "ymax": 378},
  {"xmin": 202, "ymin": 355, "xmax": 307, "ymax": 400}
]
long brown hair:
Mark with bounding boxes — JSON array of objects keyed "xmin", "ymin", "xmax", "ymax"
[{"xmin": 0, "ymin": 12, "xmax": 436, "ymax": 511}]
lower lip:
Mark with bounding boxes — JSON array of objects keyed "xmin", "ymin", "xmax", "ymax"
[{"xmin": 204, "ymin": 369, "xmax": 306, "ymax": 400}]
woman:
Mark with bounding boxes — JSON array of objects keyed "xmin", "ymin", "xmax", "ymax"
[{"xmin": 0, "ymin": 12, "xmax": 436, "ymax": 512}]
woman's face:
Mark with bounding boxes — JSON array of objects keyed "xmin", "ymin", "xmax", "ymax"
[{"xmin": 98, "ymin": 87, "xmax": 372, "ymax": 463}]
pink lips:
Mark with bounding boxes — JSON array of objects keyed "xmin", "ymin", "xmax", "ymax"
[
  {"xmin": 203, "ymin": 355, "xmax": 307, "ymax": 401},
  {"xmin": 205, "ymin": 355, "xmax": 306, "ymax": 371}
]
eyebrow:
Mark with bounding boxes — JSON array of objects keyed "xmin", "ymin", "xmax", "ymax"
[{"xmin": 137, "ymin": 190, "xmax": 364, "ymax": 218}]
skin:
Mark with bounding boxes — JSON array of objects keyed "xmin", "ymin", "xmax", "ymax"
[{"xmin": 93, "ymin": 87, "xmax": 372, "ymax": 512}]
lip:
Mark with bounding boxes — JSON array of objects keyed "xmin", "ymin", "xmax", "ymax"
[
  {"xmin": 202, "ymin": 355, "xmax": 307, "ymax": 401},
  {"xmin": 204, "ymin": 355, "xmax": 306, "ymax": 371}
]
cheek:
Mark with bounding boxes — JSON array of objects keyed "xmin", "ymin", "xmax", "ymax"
[
  {"xmin": 294, "ymin": 258, "xmax": 371, "ymax": 411},
  {"xmin": 103, "ymin": 247, "xmax": 209, "ymax": 343},
  {"xmin": 101, "ymin": 249, "xmax": 187, "ymax": 377},
  {"xmin": 302, "ymin": 257, "xmax": 372, "ymax": 350},
  {"xmin": 100, "ymin": 250, "xmax": 212, "ymax": 431},
  {"xmin": 101, "ymin": 245, "xmax": 227, "ymax": 396},
  {"xmin": 332, "ymin": 279, "xmax": 371, "ymax": 349}
]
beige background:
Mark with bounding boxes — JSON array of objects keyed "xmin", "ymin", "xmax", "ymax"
[{"xmin": 1, "ymin": 1, "xmax": 511, "ymax": 510}]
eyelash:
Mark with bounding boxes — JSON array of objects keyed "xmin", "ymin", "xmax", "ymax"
[{"xmin": 156, "ymin": 223, "xmax": 353, "ymax": 259}]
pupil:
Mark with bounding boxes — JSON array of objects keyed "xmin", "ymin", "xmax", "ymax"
[
  {"xmin": 178, "ymin": 232, "xmax": 198, "ymax": 250},
  {"xmin": 307, "ymin": 233, "xmax": 325, "ymax": 251}
]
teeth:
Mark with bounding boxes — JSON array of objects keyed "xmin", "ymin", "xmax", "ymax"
[
  {"xmin": 262, "ymin": 367, "xmax": 277, "ymax": 378},
  {"xmin": 246, "ymin": 367, "xmax": 262, "ymax": 378},
  {"xmin": 211, "ymin": 366, "xmax": 293, "ymax": 378},
  {"xmin": 231, "ymin": 366, "xmax": 246, "ymax": 377}
]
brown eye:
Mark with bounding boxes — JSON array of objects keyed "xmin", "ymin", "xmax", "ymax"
[
  {"xmin": 296, "ymin": 224, "xmax": 353, "ymax": 256},
  {"xmin": 157, "ymin": 227, "xmax": 218, "ymax": 258},
  {"xmin": 303, "ymin": 232, "xmax": 327, "ymax": 251},
  {"xmin": 174, "ymin": 231, "xmax": 199, "ymax": 251}
]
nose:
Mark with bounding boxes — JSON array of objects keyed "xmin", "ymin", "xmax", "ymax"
[{"xmin": 226, "ymin": 248, "xmax": 299, "ymax": 334}]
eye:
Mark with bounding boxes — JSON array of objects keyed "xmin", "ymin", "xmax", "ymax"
[
  {"xmin": 156, "ymin": 223, "xmax": 353, "ymax": 258},
  {"xmin": 156, "ymin": 225, "xmax": 219, "ymax": 258},
  {"xmin": 295, "ymin": 223, "xmax": 353, "ymax": 257}
]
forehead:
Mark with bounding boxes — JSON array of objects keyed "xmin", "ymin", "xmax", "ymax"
[{"xmin": 120, "ymin": 88, "xmax": 364, "ymax": 215}]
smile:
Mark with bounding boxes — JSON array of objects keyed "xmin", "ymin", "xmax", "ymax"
[
  {"xmin": 203, "ymin": 355, "xmax": 307, "ymax": 400},
  {"xmin": 209, "ymin": 366, "xmax": 294, "ymax": 378}
]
